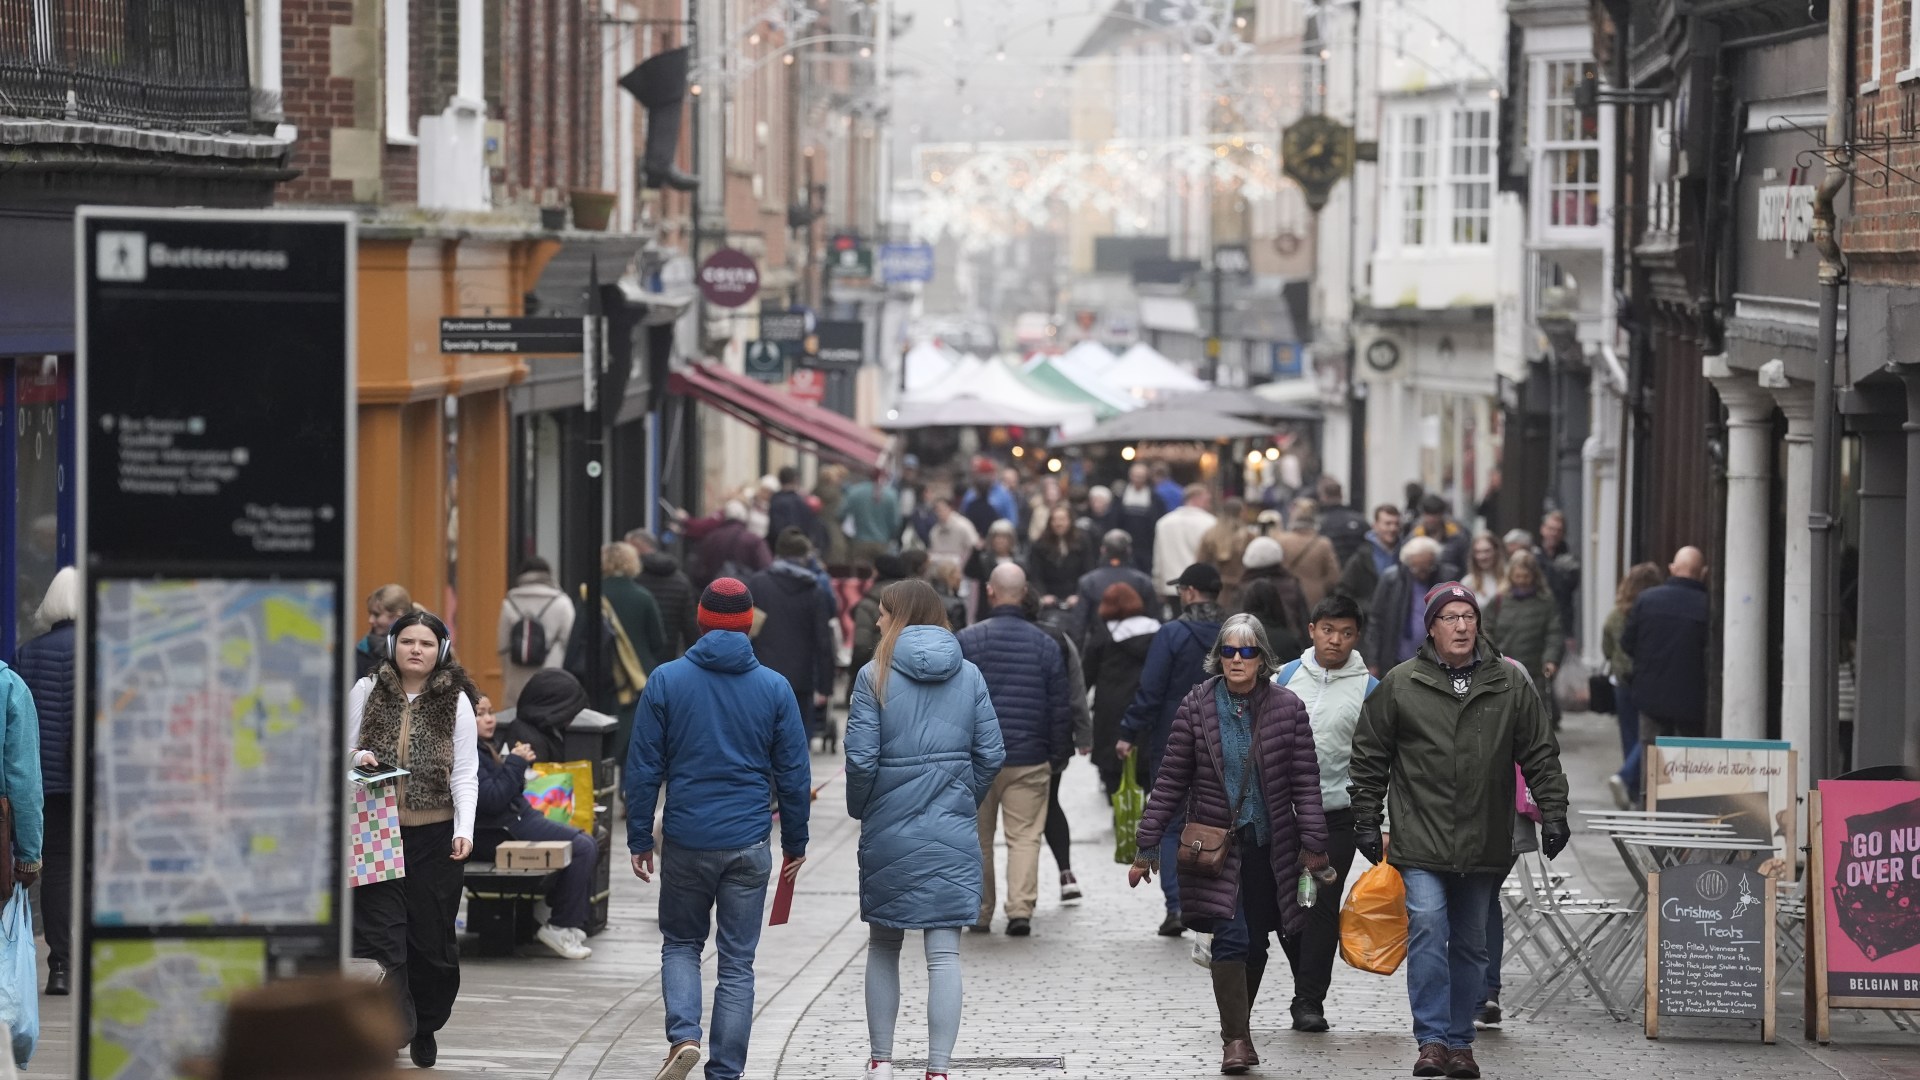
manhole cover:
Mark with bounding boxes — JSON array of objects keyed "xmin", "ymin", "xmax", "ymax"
[{"xmin": 892, "ymin": 1058, "xmax": 1063, "ymax": 1070}]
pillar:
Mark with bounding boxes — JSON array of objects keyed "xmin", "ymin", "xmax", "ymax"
[
  {"xmin": 1901, "ymin": 365, "xmax": 1920, "ymax": 772},
  {"xmin": 1705, "ymin": 355, "xmax": 1773, "ymax": 740},
  {"xmin": 1854, "ymin": 424, "xmax": 1906, "ymax": 768},
  {"xmin": 1760, "ymin": 360, "xmax": 1812, "ymax": 772},
  {"xmin": 457, "ymin": 389, "xmax": 510, "ymax": 701}
]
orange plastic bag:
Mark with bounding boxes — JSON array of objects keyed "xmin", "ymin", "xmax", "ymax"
[{"xmin": 1339, "ymin": 861, "xmax": 1408, "ymax": 975}]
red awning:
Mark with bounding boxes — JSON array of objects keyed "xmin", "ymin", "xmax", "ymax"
[{"xmin": 668, "ymin": 361, "xmax": 890, "ymax": 469}]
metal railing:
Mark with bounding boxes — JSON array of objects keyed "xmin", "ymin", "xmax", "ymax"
[{"xmin": 0, "ymin": 0, "xmax": 253, "ymax": 131}]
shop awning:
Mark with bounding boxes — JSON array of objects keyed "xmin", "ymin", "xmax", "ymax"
[{"xmin": 669, "ymin": 362, "xmax": 890, "ymax": 468}]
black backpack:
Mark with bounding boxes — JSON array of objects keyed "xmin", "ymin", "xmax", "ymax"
[{"xmin": 506, "ymin": 594, "xmax": 560, "ymax": 667}]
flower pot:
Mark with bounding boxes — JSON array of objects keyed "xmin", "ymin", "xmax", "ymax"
[
  {"xmin": 539, "ymin": 206, "xmax": 567, "ymax": 231},
  {"xmin": 568, "ymin": 189, "xmax": 616, "ymax": 231}
]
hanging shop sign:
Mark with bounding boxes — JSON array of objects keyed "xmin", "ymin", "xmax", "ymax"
[
  {"xmin": 878, "ymin": 242, "xmax": 936, "ymax": 284},
  {"xmin": 811, "ymin": 320, "xmax": 865, "ymax": 370},
  {"xmin": 697, "ymin": 248, "xmax": 760, "ymax": 308}
]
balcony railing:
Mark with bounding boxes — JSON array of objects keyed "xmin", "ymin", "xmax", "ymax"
[{"xmin": 0, "ymin": 0, "xmax": 253, "ymax": 132}]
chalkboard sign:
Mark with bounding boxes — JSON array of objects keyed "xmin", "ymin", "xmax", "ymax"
[{"xmin": 1646, "ymin": 862, "xmax": 1776, "ymax": 1042}]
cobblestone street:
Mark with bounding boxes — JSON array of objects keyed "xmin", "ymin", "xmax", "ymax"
[{"xmin": 26, "ymin": 714, "xmax": 1918, "ymax": 1079}]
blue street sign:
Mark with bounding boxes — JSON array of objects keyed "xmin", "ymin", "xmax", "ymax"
[{"xmin": 878, "ymin": 242, "xmax": 936, "ymax": 284}]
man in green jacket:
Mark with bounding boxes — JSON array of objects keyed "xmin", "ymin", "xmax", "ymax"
[{"xmin": 1348, "ymin": 581, "xmax": 1569, "ymax": 1080}]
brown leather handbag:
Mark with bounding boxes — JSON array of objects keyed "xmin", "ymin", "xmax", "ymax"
[{"xmin": 1176, "ymin": 703, "xmax": 1260, "ymax": 878}]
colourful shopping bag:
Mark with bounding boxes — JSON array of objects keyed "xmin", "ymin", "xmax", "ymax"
[
  {"xmin": 524, "ymin": 771, "xmax": 576, "ymax": 827},
  {"xmin": 531, "ymin": 760, "xmax": 597, "ymax": 831},
  {"xmin": 349, "ymin": 779, "xmax": 406, "ymax": 887}
]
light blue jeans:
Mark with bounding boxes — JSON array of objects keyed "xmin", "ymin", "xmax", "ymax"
[
  {"xmin": 658, "ymin": 839, "xmax": 773, "ymax": 1080},
  {"xmin": 866, "ymin": 926, "xmax": 963, "ymax": 1072},
  {"xmin": 1401, "ymin": 868, "xmax": 1502, "ymax": 1049}
]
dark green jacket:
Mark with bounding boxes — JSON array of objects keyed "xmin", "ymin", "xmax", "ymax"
[
  {"xmin": 1349, "ymin": 639, "xmax": 1569, "ymax": 875},
  {"xmin": 603, "ymin": 576, "xmax": 668, "ymax": 673},
  {"xmin": 1484, "ymin": 589, "xmax": 1564, "ymax": 684}
]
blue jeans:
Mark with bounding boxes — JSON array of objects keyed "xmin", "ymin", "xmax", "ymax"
[
  {"xmin": 1402, "ymin": 868, "xmax": 1503, "ymax": 1049},
  {"xmin": 1614, "ymin": 680, "xmax": 1642, "ymax": 801},
  {"xmin": 866, "ymin": 927, "xmax": 963, "ymax": 1072},
  {"xmin": 1206, "ymin": 837, "xmax": 1278, "ymax": 968},
  {"xmin": 658, "ymin": 839, "xmax": 773, "ymax": 1080}
]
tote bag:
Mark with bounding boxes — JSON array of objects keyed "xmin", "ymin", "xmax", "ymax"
[{"xmin": 349, "ymin": 779, "xmax": 406, "ymax": 887}]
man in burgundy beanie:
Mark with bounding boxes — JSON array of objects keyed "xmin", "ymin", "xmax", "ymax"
[{"xmin": 625, "ymin": 576, "xmax": 811, "ymax": 1080}]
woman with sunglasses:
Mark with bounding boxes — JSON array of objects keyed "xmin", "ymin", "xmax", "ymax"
[
  {"xmin": 1128, "ymin": 613, "xmax": 1329, "ymax": 1075},
  {"xmin": 346, "ymin": 610, "xmax": 478, "ymax": 1068}
]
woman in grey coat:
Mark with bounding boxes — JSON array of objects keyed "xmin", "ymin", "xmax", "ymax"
[{"xmin": 846, "ymin": 580, "xmax": 1006, "ymax": 1080}]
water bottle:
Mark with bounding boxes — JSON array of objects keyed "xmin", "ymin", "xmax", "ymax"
[{"xmin": 1298, "ymin": 869, "xmax": 1318, "ymax": 909}]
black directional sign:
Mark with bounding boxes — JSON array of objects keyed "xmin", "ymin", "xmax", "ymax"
[{"xmin": 440, "ymin": 316, "xmax": 585, "ymax": 354}]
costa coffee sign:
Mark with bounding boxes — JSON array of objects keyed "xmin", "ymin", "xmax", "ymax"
[{"xmin": 698, "ymin": 248, "xmax": 760, "ymax": 308}]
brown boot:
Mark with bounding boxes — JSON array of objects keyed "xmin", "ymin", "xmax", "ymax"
[
  {"xmin": 1211, "ymin": 961, "xmax": 1254, "ymax": 1075},
  {"xmin": 1446, "ymin": 1047, "xmax": 1480, "ymax": 1079},
  {"xmin": 1413, "ymin": 1042, "xmax": 1450, "ymax": 1077}
]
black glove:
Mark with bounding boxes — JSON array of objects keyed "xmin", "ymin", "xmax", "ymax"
[
  {"xmin": 1542, "ymin": 819, "xmax": 1571, "ymax": 861},
  {"xmin": 1356, "ymin": 821, "xmax": 1384, "ymax": 865}
]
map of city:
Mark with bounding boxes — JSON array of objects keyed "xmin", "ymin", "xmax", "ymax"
[
  {"xmin": 92, "ymin": 579, "xmax": 338, "ymax": 926},
  {"xmin": 89, "ymin": 938, "xmax": 264, "ymax": 1080}
]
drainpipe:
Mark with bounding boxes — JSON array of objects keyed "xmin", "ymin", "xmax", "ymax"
[{"xmin": 1808, "ymin": 2, "xmax": 1849, "ymax": 786}]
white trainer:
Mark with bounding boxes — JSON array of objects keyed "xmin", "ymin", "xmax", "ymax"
[
  {"xmin": 864, "ymin": 1060, "xmax": 893, "ymax": 1080},
  {"xmin": 536, "ymin": 923, "xmax": 591, "ymax": 960}
]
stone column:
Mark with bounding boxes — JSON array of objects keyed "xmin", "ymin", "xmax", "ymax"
[
  {"xmin": 1853, "ymin": 424, "xmax": 1906, "ymax": 767},
  {"xmin": 1705, "ymin": 355, "xmax": 1773, "ymax": 740},
  {"xmin": 1760, "ymin": 360, "xmax": 1813, "ymax": 770}
]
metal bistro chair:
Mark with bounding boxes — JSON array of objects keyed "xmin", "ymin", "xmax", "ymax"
[{"xmin": 1508, "ymin": 846, "xmax": 1637, "ymax": 1021}]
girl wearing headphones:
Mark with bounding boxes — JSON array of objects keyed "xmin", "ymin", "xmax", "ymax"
[{"xmin": 345, "ymin": 610, "xmax": 478, "ymax": 1068}]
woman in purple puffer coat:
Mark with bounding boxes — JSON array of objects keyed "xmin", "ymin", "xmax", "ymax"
[{"xmin": 1129, "ymin": 613, "xmax": 1330, "ymax": 1076}]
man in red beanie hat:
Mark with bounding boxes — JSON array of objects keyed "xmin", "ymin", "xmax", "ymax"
[
  {"xmin": 1347, "ymin": 581, "xmax": 1569, "ymax": 1080},
  {"xmin": 625, "ymin": 577, "xmax": 811, "ymax": 1080}
]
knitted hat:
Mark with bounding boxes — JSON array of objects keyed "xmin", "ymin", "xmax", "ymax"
[
  {"xmin": 1423, "ymin": 581, "xmax": 1480, "ymax": 629},
  {"xmin": 698, "ymin": 578, "xmax": 755, "ymax": 633},
  {"xmin": 1242, "ymin": 535, "xmax": 1285, "ymax": 570}
]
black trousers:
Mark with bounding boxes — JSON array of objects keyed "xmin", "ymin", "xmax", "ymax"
[
  {"xmin": 1279, "ymin": 806, "xmax": 1358, "ymax": 1008},
  {"xmin": 1045, "ymin": 767, "xmax": 1072, "ymax": 872},
  {"xmin": 352, "ymin": 819, "xmax": 463, "ymax": 1044},
  {"xmin": 41, "ymin": 793, "xmax": 72, "ymax": 966}
]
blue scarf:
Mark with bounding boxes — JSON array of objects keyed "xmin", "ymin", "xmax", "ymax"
[{"xmin": 1214, "ymin": 681, "xmax": 1269, "ymax": 845}]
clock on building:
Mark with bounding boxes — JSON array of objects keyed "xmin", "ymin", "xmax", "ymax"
[
  {"xmin": 1281, "ymin": 115, "xmax": 1355, "ymax": 211},
  {"xmin": 1365, "ymin": 338, "xmax": 1402, "ymax": 372}
]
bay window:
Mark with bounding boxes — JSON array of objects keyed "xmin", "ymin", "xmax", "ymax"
[{"xmin": 1381, "ymin": 101, "xmax": 1495, "ymax": 250}]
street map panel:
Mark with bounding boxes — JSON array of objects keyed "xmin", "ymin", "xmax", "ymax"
[
  {"xmin": 89, "ymin": 938, "xmax": 264, "ymax": 1080},
  {"xmin": 92, "ymin": 579, "xmax": 337, "ymax": 926}
]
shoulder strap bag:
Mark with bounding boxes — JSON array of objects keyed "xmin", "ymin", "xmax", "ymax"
[{"xmin": 1176, "ymin": 690, "xmax": 1261, "ymax": 878}]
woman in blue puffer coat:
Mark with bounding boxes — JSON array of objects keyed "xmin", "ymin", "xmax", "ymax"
[{"xmin": 846, "ymin": 579, "xmax": 1005, "ymax": 1080}]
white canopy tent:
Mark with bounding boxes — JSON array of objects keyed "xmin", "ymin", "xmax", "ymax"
[
  {"xmin": 1106, "ymin": 341, "xmax": 1208, "ymax": 394},
  {"xmin": 891, "ymin": 354, "xmax": 1097, "ymax": 432},
  {"xmin": 901, "ymin": 340, "xmax": 960, "ymax": 394}
]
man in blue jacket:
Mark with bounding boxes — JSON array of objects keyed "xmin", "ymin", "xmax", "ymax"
[
  {"xmin": 956, "ymin": 563, "xmax": 1071, "ymax": 937},
  {"xmin": 626, "ymin": 578, "xmax": 812, "ymax": 1080},
  {"xmin": 1115, "ymin": 562, "xmax": 1223, "ymax": 935}
]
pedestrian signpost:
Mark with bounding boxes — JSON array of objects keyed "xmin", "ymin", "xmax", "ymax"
[
  {"xmin": 76, "ymin": 208, "xmax": 356, "ymax": 1074},
  {"xmin": 438, "ymin": 316, "xmax": 584, "ymax": 354},
  {"xmin": 1807, "ymin": 779, "xmax": 1920, "ymax": 1042},
  {"xmin": 1645, "ymin": 863, "xmax": 1776, "ymax": 1042}
]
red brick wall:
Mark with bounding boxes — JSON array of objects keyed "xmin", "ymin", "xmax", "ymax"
[
  {"xmin": 280, "ymin": 0, "xmax": 358, "ymax": 202},
  {"xmin": 1844, "ymin": 0, "xmax": 1920, "ymax": 284}
]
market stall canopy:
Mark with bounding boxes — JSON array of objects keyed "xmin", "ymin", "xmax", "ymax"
[
  {"xmin": 1049, "ymin": 406, "xmax": 1274, "ymax": 447},
  {"xmin": 902, "ymin": 340, "xmax": 959, "ymax": 393},
  {"xmin": 1059, "ymin": 340, "xmax": 1118, "ymax": 372},
  {"xmin": 1024, "ymin": 358, "xmax": 1139, "ymax": 419},
  {"xmin": 1154, "ymin": 387, "xmax": 1319, "ymax": 422},
  {"xmin": 1107, "ymin": 341, "xmax": 1208, "ymax": 393},
  {"xmin": 1138, "ymin": 296, "xmax": 1202, "ymax": 335},
  {"xmin": 892, "ymin": 354, "xmax": 1097, "ymax": 431},
  {"xmin": 1252, "ymin": 378, "xmax": 1324, "ymax": 407},
  {"xmin": 670, "ymin": 361, "xmax": 890, "ymax": 468}
]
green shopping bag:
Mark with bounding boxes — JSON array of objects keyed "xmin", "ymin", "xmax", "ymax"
[{"xmin": 1112, "ymin": 758, "xmax": 1146, "ymax": 864}]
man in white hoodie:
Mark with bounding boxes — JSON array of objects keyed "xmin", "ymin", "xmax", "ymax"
[{"xmin": 1273, "ymin": 593, "xmax": 1376, "ymax": 1034}]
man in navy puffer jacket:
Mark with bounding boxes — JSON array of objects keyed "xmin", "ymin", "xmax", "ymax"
[{"xmin": 955, "ymin": 564, "xmax": 1070, "ymax": 937}]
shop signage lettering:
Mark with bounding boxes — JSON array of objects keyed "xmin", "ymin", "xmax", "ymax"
[{"xmin": 698, "ymin": 248, "xmax": 761, "ymax": 308}]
